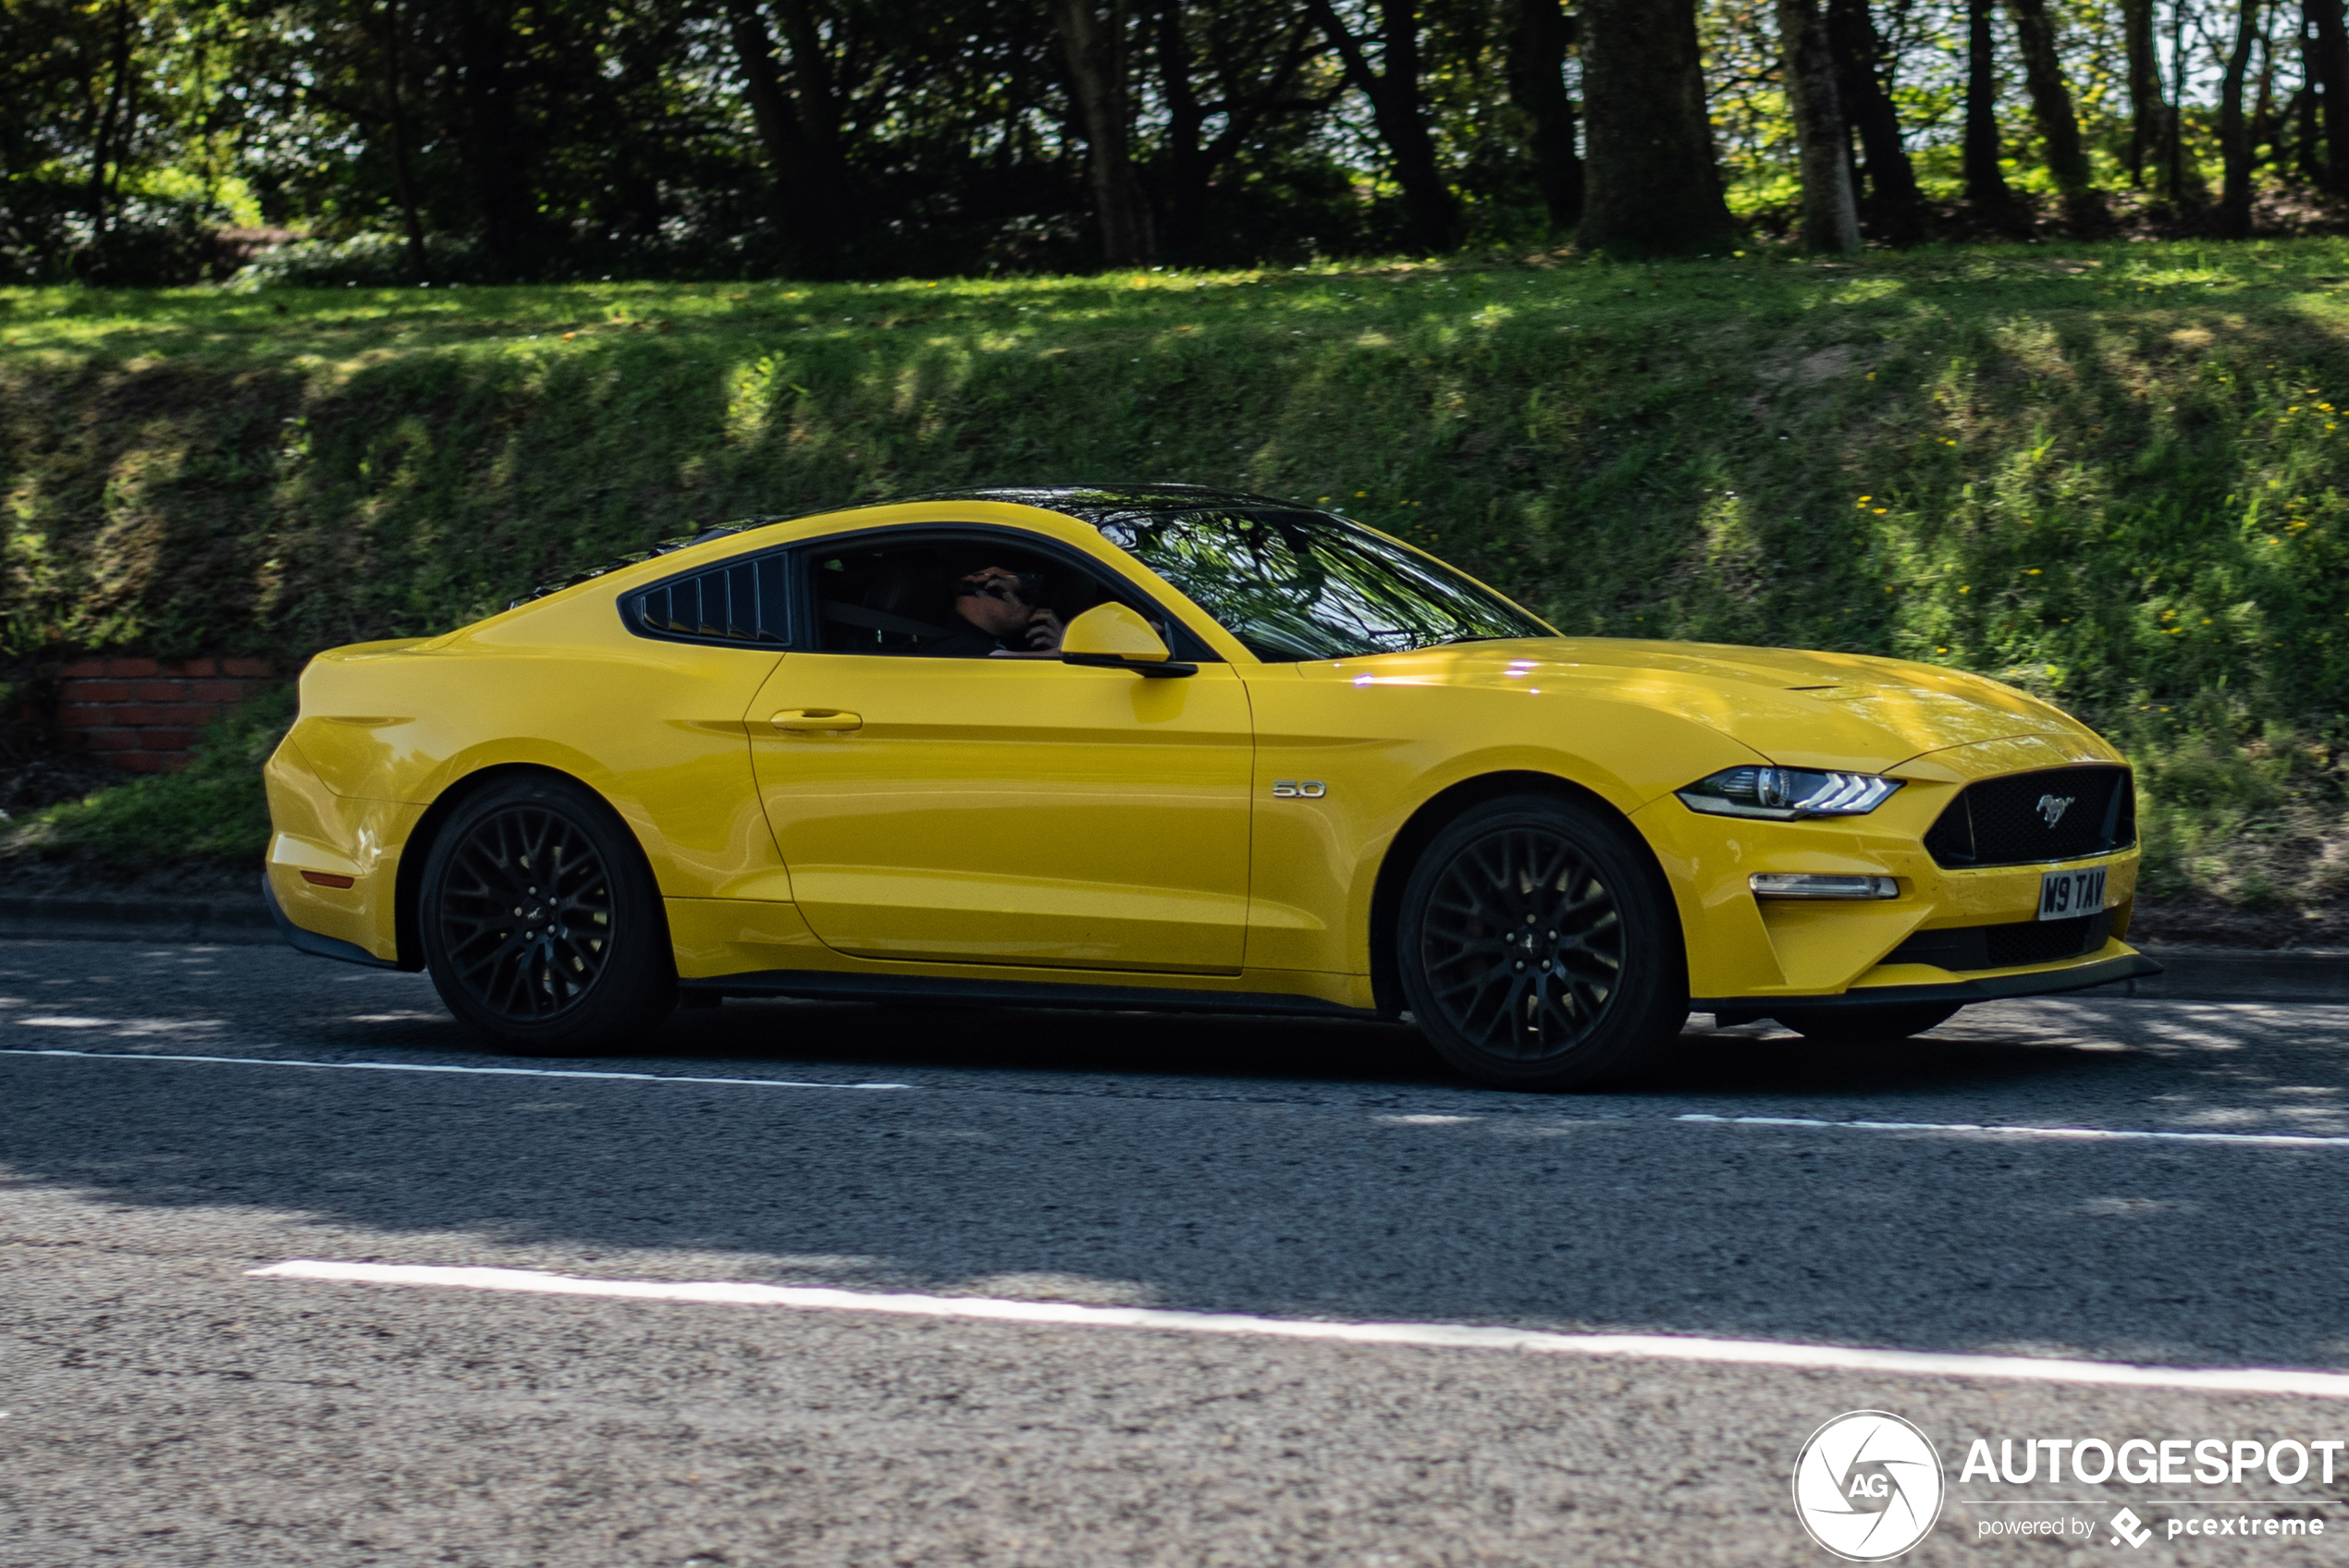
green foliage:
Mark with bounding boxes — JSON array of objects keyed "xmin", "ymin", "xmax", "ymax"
[
  {"xmin": 6, "ymin": 239, "xmax": 2349, "ymax": 906},
  {"xmin": 8, "ymin": 685, "xmax": 295, "ymax": 865}
]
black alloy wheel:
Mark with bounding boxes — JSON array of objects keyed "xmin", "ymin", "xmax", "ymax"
[
  {"xmin": 1397, "ymin": 794, "xmax": 1687, "ymax": 1092},
  {"xmin": 1769, "ymin": 1002, "xmax": 1960, "ymax": 1047},
  {"xmin": 419, "ymin": 772, "xmax": 675, "ymax": 1056}
]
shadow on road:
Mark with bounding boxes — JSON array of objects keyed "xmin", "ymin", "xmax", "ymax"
[{"xmin": 5, "ymin": 941, "xmax": 2349, "ymax": 1371}]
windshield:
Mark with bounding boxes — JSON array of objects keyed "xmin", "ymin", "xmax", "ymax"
[{"xmin": 1089, "ymin": 508, "xmax": 1552, "ymax": 661}]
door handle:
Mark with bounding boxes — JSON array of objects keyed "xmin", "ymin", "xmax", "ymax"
[{"xmin": 771, "ymin": 709, "xmax": 863, "ymax": 732}]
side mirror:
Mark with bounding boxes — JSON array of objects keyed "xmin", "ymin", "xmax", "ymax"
[{"xmin": 1059, "ymin": 603, "xmax": 1198, "ymax": 679}]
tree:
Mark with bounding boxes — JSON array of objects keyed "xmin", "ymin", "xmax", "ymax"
[
  {"xmin": 1826, "ymin": 0, "xmax": 1925, "ymax": 242},
  {"xmin": 726, "ymin": 0, "xmax": 849, "ymax": 277},
  {"xmin": 450, "ymin": 0, "xmax": 540, "ymax": 279},
  {"xmin": 1963, "ymin": 0, "xmax": 2016, "ymax": 214},
  {"xmin": 1777, "ymin": 0, "xmax": 1860, "ymax": 252},
  {"xmin": 1504, "ymin": 0, "xmax": 1582, "ymax": 233},
  {"xmin": 1306, "ymin": 0, "xmax": 1458, "ymax": 253},
  {"xmin": 83, "ymin": 0, "xmax": 140, "ymax": 244},
  {"xmin": 1053, "ymin": 0, "xmax": 1153, "ymax": 265},
  {"xmin": 1152, "ymin": 0, "xmax": 1331, "ymax": 256},
  {"xmin": 2121, "ymin": 0, "xmax": 2170, "ymax": 183},
  {"xmin": 1577, "ymin": 0, "xmax": 1737, "ymax": 252},
  {"xmin": 2003, "ymin": 0, "xmax": 2095, "ymax": 206},
  {"xmin": 2308, "ymin": 0, "xmax": 2349, "ymax": 191},
  {"xmin": 2221, "ymin": 0, "xmax": 2263, "ymax": 234}
]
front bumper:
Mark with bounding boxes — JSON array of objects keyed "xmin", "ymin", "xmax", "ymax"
[{"xmin": 1632, "ymin": 745, "xmax": 2149, "ymax": 1007}]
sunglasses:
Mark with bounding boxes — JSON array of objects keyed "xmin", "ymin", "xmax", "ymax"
[{"xmin": 956, "ymin": 571, "xmax": 1043, "ymax": 604}]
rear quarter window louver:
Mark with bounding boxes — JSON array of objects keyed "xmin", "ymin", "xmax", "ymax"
[{"xmin": 621, "ymin": 555, "xmax": 791, "ymax": 648}]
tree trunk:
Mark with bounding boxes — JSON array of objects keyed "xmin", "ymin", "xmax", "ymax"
[
  {"xmin": 725, "ymin": 0, "xmax": 839, "ymax": 276},
  {"xmin": 2309, "ymin": 0, "xmax": 2349, "ymax": 191},
  {"xmin": 1962, "ymin": 0, "xmax": 2013, "ymax": 209},
  {"xmin": 1309, "ymin": 0, "xmax": 1460, "ymax": 252},
  {"xmin": 2167, "ymin": 0, "xmax": 2194, "ymax": 199},
  {"xmin": 2220, "ymin": 0, "xmax": 2261, "ymax": 236},
  {"xmin": 1505, "ymin": 0, "xmax": 1584, "ymax": 232},
  {"xmin": 772, "ymin": 0, "xmax": 848, "ymax": 199},
  {"xmin": 1777, "ymin": 0, "xmax": 1862, "ymax": 251},
  {"xmin": 2002, "ymin": 0, "xmax": 2093, "ymax": 199},
  {"xmin": 2297, "ymin": 47, "xmax": 2321, "ymax": 179},
  {"xmin": 2121, "ymin": 0, "xmax": 2167, "ymax": 183},
  {"xmin": 1156, "ymin": 1, "xmax": 1211, "ymax": 247},
  {"xmin": 1054, "ymin": 0, "xmax": 1155, "ymax": 266},
  {"xmin": 1826, "ymin": 0, "xmax": 1925, "ymax": 242},
  {"xmin": 376, "ymin": 0, "xmax": 431, "ymax": 285},
  {"xmin": 1578, "ymin": 0, "xmax": 1739, "ymax": 253},
  {"xmin": 457, "ymin": 1, "xmax": 535, "ymax": 280},
  {"xmin": 86, "ymin": 0, "xmax": 137, "ymax": 242}
]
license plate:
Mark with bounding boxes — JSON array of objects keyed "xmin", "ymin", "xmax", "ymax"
[{"xmin": 2038, "ymin": 865, "xmax": 2108, "ymax": 921}]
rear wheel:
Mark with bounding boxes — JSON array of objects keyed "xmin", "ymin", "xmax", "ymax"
[
  {"xmin": 1396, "ymin": 794, "xmax": 1687, "ymax": 1092},
  {"xmin": 418, "ymin": 773, "xmax": 675, "ymax": 1056},
  {"xmin": 1771, "ymin": 1003, "xmax": 1959, "ymax": 1046}
]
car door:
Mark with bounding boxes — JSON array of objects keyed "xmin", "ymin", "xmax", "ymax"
[{"xmin": 746, "ymin": 530, "xmax": 1255, "ymax": 974}]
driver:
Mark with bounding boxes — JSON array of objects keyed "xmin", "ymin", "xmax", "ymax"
[{"xmin": 925, "ymin": 566, "xmax": 1065, "ymax": 657}]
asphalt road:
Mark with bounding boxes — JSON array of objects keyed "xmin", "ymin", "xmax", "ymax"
[{"xmin": 4, "ymin": 938, "xmax": 2349, "ymax": 1566}]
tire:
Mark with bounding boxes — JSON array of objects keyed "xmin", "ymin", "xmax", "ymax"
[
  {"xmin": 1396, "ymin": 793, "xmax": 1688, "ymax": 1092},
  {"xmin": 1771, "ymin": 1003, "xmax": 1959, "ymax": 1046},
  {"xmin": 417, "ymin": 772, "xmax": 676, "ymax": 1056}
]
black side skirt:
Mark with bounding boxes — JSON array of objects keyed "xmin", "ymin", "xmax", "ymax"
[
  {"xmin": 679, "ymin": 968, "xmax": 1381, "ymax": 1020},
  {"xmin": 1695, "ymin": 951, "xmax": 2163, "ymax": 1021}
]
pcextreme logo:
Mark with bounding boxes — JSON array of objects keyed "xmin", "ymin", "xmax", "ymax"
[{"xmin": 1793, "ymin": 1411, "xmax": 1947, "ymax": 1562}]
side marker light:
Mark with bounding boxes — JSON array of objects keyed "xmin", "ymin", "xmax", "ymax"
[{"xmin": 1750, "ymin": 874, "xmax": 1898, "ymax": 900}]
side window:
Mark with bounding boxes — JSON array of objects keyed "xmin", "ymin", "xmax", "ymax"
[
  {"xmin": 806, "ymin": 534, "xmax": 1127, "ymax": 658},
  {"xmin": 622, "ymin": 554, "xmax": 791, "ymax": 647}
]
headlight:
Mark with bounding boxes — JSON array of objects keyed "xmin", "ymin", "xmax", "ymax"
[{"xmin": 1677, "ymin": 766, "xmax": 1901, "ymax": 819}]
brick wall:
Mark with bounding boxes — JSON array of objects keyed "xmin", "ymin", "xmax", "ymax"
[{"xmin": 50, "ymin": 657, "xmax": 277, "ymax": 773}]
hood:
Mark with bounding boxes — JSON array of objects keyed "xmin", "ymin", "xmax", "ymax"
[{"xmin": 1314, "ymin": 637, "xmax": 2118, "ymax": 774}]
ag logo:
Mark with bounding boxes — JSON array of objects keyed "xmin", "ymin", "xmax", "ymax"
[{"xmin": 1792, "ymin": 1411, "xmax": 1945, "ymax": 1561}]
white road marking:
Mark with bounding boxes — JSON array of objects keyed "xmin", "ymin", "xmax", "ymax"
[
  {"xmin": 1678, "ymin": 1113, "xmax": 2349, "ymax": 1148},
  {"xmin": 7, "ymin": 1048, "xmax": 2344, "ymax": 1145},
  {"xmin": 251, "ymin": 1260, "xmax": 2349, "ymax": 1401},
  {"xmin": 0, "ymin": 1048, "xmax": 907, "ymax": 1092}
]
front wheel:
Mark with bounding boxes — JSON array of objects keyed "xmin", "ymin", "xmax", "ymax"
[
  {"xmin": 418, "ymin": 772, "xmax": 675, "ymax": 1056},
  {"xmin": 1771, "ymin": 1003, "xmax": 1959, "ymax": 1046},
  {"xmin": 1396, "ymin": 794, "xmax": 1688, "ymax": 1092}
]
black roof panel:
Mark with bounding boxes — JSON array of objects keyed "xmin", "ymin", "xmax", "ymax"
[{"xmin": 872, "ymin": 484, "xmax": 1321, "ymax": 519}]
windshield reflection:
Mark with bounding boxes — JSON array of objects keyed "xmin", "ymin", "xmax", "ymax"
[{"xmin": 1092, "ymin": 508, "xmax": 1552, "ymax": 661}]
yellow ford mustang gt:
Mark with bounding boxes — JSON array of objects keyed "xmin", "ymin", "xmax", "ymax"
[{"xmin": 263, "ymin": 484, "xmax": 2155, "ymax": 1090}]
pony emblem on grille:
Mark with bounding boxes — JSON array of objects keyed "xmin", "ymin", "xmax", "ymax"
[{"xmin": 2036, "ymin": 793, "xmax": 2075, "ymax": 827}]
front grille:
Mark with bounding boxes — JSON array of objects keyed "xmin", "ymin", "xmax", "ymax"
[
  {"xmin": 1923, "ymin": 766, "xmax": 2135, "ymax": 869},
  {"xmin": 1886, "ymin": 909, "xmax": 2113, "ymax": 972}
]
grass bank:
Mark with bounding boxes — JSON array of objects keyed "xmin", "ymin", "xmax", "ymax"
[{"xmin": 5, "ymin": 242, "xmax": 2348, "ymax": 939}]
